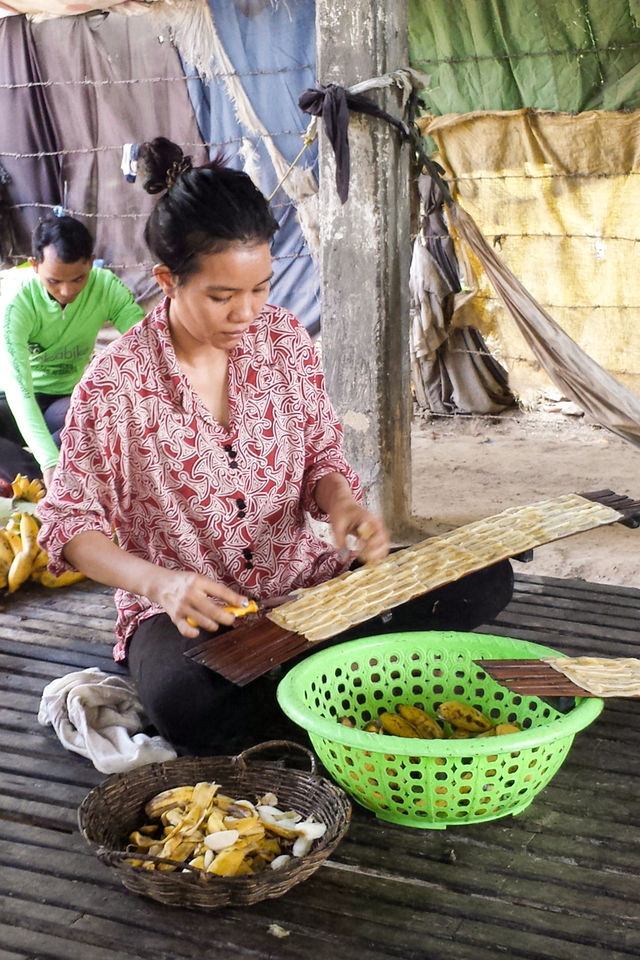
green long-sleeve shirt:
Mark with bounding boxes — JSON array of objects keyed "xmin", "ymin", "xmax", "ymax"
[{"xmin": 0, "ymin": 265, "xmax": 144, "ymax": 472}]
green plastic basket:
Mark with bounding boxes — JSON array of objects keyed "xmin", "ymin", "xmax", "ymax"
[{"xmin": 276, "ymin": 632, "xmax": 604, "ymax": 829}]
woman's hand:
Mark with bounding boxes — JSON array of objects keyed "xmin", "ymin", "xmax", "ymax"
[
  {"xmin": 315, "ymin": 473, "xmax": 390, "ymax": 563},
  {"xmin": 329, "ymin": 500, "xmax": 390, "ymax": 563},
  {"xmin": 62, "ymin": 531, "xmax": 250, "ymax": 640},
  {"xmin": 146, "ymin": 569, "xmax": 251, "ymax": 639}
]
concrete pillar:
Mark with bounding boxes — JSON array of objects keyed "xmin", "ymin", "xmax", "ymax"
[{"xmin": 316, "ymin": 0, "xmax": 412, "ymax": 539}]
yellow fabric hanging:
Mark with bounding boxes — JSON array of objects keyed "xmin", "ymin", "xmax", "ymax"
[{"xmin": 419, "ymin": 108, "xmax": 640, "ymax": 403}]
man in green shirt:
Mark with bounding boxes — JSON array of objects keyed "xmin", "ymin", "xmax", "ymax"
[{"xmin": 0, "ymin": 215, "xmax": 144, "ymax": 486}]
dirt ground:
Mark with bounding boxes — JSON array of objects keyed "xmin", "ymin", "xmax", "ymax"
[{"xmin": 410, "ymin": 409, "xmax": 640, "ymax": 589}]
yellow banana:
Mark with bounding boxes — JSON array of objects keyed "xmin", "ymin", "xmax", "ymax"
[
  {"xmin": 437, "ymin": 701, "xmax": 492, "ymax": 733},
  {"xmin": 364, "ymin": 720, "xmax": 383, "ymax": 734},
  {"xmin": 8, "ymin": 551, "xmax": 34, "ymax": 593},
  {"xmin": 338, "ymin": 716, "xmax": 356, "ymax": 728},
  {"xmin": 2, "ymin": 527, "xmax": 22, "ymax": 557},
  {"xmin": 494, "ymin": 723, "xmax": 522, "ymax": 736},
  {"xmin": 144, "ymin": 785, "xmax": 195, "ymax": 819},
  {"xmin": 19, "ymin": 512, "xmax": 40, "ymax": 557},
  {"xmin": 0, "ymin": 541, "xmax": 13, "ymax": 591},
  {"xmin": 10, "ymin": 474, "xmax": 28, "ymax": 499},
  {"xmin": 11, "ymin": 473, "xmax": 45, "ymax": 502},
  {"xmin": 0, "ymin": 531, "xmax": 14, "ymax": 571},
  {"xmin": 30, "ymin": 549, "xmax": 49, "ymax": 578},
  {"xmin": 37, "ymin": 569, "xmax": 85, "ymax": 588},
  {"xmin": 378, "ymin": 712, "xmax": 420, "ymax": 738},
  {"xmin": 6, "ymin": 513, "xmax": 39, "ymax": 593},
  {"xmin": 25, "ymin": 478, "xmax": 45, "ymax": 502},
  {"xmin": 396, "ymin": 703, "xmax": 444, "ymax": 739}
]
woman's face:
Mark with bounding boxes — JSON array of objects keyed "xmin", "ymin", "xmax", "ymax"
[{"xmin": 156, "ymin": 242, "xmax": 273, "ymax": 352}]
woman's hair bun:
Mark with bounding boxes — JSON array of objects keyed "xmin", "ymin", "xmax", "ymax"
[{"xmin": 138, "ymin": 137, "xmax": 193, "ymax": 194}]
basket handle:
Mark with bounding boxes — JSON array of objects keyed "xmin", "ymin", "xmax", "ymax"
[{"xmin": 233, "ymin": 739, "xmax": 318, "ymax": 775}]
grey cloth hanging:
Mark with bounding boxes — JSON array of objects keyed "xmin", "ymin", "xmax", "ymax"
[
  {"xmin": 410, "ymin": 173, "xmax": 514, "ymax": 415},
  {"xmin": 0, "ymin": 17, "xmax": 62, "ymax": 264}
]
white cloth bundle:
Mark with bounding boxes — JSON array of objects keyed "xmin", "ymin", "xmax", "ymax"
[{"xmin": 38, "ymin": 667, "xmax": 177, "ymax": 774}]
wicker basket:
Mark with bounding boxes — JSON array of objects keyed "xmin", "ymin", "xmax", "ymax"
[{"xmin": 77, "ymin": 740, "xmax": 351, "ymax": 909}]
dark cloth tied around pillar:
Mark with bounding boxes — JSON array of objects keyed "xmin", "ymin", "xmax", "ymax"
[{"xmin": 298, "ymin": 83, "xmax": 408, "ymax": 203}]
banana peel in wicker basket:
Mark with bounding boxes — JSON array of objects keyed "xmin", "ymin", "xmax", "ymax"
[
  {"xmin": 0, "ymin": 478, "xmax": 85, "ymax": 594},
  {"xmin": 126, "ymin": 780, "xmax": 327, "ymax": 876}
]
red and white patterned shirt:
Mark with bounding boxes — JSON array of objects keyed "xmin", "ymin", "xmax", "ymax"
[{"xmin": 37, "ymin": 298, "xmax": 361, "ymax": 661}]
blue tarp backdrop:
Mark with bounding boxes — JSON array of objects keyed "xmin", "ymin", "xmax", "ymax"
[{"xmin": 183, "ymin": 0, "xmax": 320, "ymax": 335}]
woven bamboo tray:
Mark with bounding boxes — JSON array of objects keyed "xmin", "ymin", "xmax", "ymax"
[
  {"xmin": 186, "ymin": 492, "xmax": 628, "ymax": 685},
  {"xmin": 77, "ymin": 741, "xmax": 351, "ymax": 910}
]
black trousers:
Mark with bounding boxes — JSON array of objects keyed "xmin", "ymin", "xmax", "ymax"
[
  {"xmin": 126, "ymin": 559, "xmax": 514, "ymax": 756},
  {"xmin": 0, "ymin": 392, "xmax": 70, "ymax": 481}
]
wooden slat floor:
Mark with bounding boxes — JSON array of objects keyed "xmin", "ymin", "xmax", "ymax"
[{"xmin": 1, "ymin": 572, "xmax": 640, "ymax": 960}]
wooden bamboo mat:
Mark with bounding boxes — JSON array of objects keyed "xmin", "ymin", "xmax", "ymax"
[{"xmin": 2, "ymin": 574, "xmax": 640, "ymax": 959}]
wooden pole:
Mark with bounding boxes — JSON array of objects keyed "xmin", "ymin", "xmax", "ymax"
[{"xmin": 316, "ymin": 0, "xmax": 412, "ymax": 538}]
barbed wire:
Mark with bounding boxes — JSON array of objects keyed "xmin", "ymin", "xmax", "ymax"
[
  {"xmin": 470, "ymin": 293, "xmax": 640, "ymax": 309},
  {"xmin": 488, "ymin": 231, "xmax": 640, "ymax": 243},
  {"xmin": 8, "ymin": 203, "xmax": 144, "ymax": 218},
  {"xmin": 412, "ymin": 39, "xmax": 640, "ymax": 68},
  {"xmin": 450, "ymin": 169, "xmax": 640, "ymax": 183},
  {"xmin": 100, "ymin": 252, "xmax": 310, "ymax": 269},
  {"xmin": 0, "ymin": 66, "xmax": 312, "ymax": 90},
  {"xmin": 7, "ymin": 196, "xmax": 299, "ymax": 218},
  {"xmin": 411, "ymin": 408, "xmax": 596, "ymax": 422},
  {"xmin": 0, "ymin": 130, "xmax": 310, "ymax": 160},
  {"xmin": 413, "ymin": 347, "xmax": 635, "ymax": 380}
]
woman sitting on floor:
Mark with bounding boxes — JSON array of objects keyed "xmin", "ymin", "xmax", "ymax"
[{"xmin": 37, "ymin": 137, "xmax": 512, "ymax": 756}]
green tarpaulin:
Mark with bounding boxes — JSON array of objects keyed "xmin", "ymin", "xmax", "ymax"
[{"xmin": 409, "ymin": 0, "xmax": 640, "ymax": 114}]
